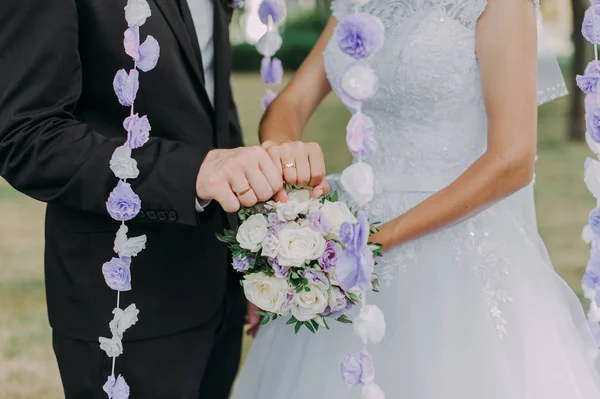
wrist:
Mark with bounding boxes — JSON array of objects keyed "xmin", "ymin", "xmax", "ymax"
[{"xmin": 196, "ymin": 149, "xmax": 219, "ymax": 201}]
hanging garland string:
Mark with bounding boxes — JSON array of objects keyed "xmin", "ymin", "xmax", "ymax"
[
  {"xmin": 255, "ymin": 0, "xmax": 285, "ymax": 110},
  {"xmin": 579, "ymin": 1, "xmax": 600, "ymax": 345},
  {"xmin": 99, "ymin": 0, "xmax": 160, "ymax": 397}
]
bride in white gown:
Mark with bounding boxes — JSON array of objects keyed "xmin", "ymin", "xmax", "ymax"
[{"xmin": 232, "ymin": 0, "xmax": 600, "ymax": 397}]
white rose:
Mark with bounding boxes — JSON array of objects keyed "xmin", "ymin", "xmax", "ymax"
[
  {"xmin": 99, "ymin": 336, "xmax": 123, "ymax": 358},
  {"xmin": 277, "ymin": 224, "xmax": 327, "ymax": 267},
  {"xmin": 110, "ymin": 146, "xmax": 139, "ymax": 179},
  {"xmin": 236, "ymin": 214, "xmax": 269, "ymax": 252},
  {"xmin": 291, "ymin": 282, "xmax": 329, "ymax": 321},
  {"xmin": 125, "ymin": 0, "xmax": 152, "ymax": 27},
  {"xmin": 341, "ymin": 162, "xmax": 374, "ymax": 207},
  {"xmin": 321, "ymin": 200, "xmax": 357, "ymax": 236},
  {"xmin": 113, "ymin": 224, "xmax": 147, "ymax": 257},
  {"xmin": 276, "ymin": 189, "xmax": 313, "ymax": 221},
  {"xmin": 261, "ymin": 234, "xmax": 279, "ymax": 258},
  {"xmin": 109, "ymin": 304, "xmax": 139, "ymax": 339},
  {"xmin": 243, "ymin": 273, "xmax": 290, "ymax": 315},
  {"xmin": 354, "ymin": 304, "xmax": 386, "ymax": 344}
]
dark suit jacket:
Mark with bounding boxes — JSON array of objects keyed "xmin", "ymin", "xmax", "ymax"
[{"xmin": 0, "ymin": 0, "xmax": 244, "ymax": 341}]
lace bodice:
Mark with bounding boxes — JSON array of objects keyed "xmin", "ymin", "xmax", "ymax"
[{"xmin": 325, "ymin": 0, "xmax": 538, "ymax": 194}]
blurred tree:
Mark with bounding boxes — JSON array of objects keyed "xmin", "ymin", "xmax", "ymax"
[
  {"xmin": 315, "ymin": 0, "xmax": 332, "ymax": 13},
  {"xmin": 570, "ymin": 0, "xmax": 587, "ymax": 141}
]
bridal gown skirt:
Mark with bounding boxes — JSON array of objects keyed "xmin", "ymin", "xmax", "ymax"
[{"xmin": 232, "ymin": 184, "xmax": 600, "ymax": 399}]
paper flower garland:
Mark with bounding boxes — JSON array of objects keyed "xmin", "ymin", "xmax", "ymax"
[
  {"xmin": 579, "ymin": 0, "xmax": 600, "ymax": 347},
  {"xmin": 256, "ymin": 0, "xmax": 285, "ymax": 111},
  {"xmin": 99, "ymin": 0, "xmax": 159, "ymax": 396},
  {"xmin": 336, "ymin": 1, "xmax": 387, "ymax": 397}
]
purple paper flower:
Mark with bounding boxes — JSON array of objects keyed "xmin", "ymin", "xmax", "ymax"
[
  {"xmin": 577, "ymin": 61, "xmax": 600, "ymax": 94},
  {"xmin": 103, "ymin": 375, "xmax": 130, "ymax": 399},
  {"xmin": 587, "ymin": 104, "xmax": 600, "ymax": 142},
  {"xmin": 346, "ymin": 112, "xmax": 376, "ymax": 159},
  {"xmin": 307, "ymin": 211, "xmax": 334, "ymax": 236},
  {"xmin": 113, "ymin": 69, "xmax": 139, "ymax": 107},
  {"xmin": 124, "ymin": 26, "xmax": 161, "ymax": 72},
  {"xmin": 261, "ymin": 57, "xmax": 283, "ymax": 85},
  {"xmin": 589, "ymin": 207, "xmax": 600, "ymax": 236},
  {"xmin": 262, "ymin": 89, "xmax": 278, "ymax": 112},
  {"xmin": 589, "ymin": 320, "xmax": 600, "ymax": 346},
  {"xmin": 583, "ymin": 6, "xmax": 600, "ymax": 45},
  {"xmin": 106, "ymin": 181, "xmax": 141, "ymax": 221},
  {"xmin": 123, "ymin": 114, "xmax": 151, "ymax": 149},
  {"xmin": 232, "ymin": 0, "xmax": 244, "ymax": 7},
  {"xmin": 340, "ymin": 350, "xmax": 375, "ymax": 388},
  {"xmin": 336, "ymin": 13, "xmax": 385, "ymax": 60},
  {"xmin": 319, "ymin": 240, "xmax": 342, "ymax": 272},
  {"xmin": 268, "ymin": 257, "xmax": 290, "ymax": 278},
  {"xmin": 258, "ymin": 0, "xmax": 284, "ymax": 25},
  {"xmin": 232, "ymin": 255, "xmax": 253, "ymax": 272},
  {"xmin": 102, "ymin": 257, "xmax": 132, "ymax": 292}
]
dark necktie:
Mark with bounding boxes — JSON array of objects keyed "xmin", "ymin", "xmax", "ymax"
[{"xmin": 175, "ymin": 0, "xmax": 206, "ymax": 85}]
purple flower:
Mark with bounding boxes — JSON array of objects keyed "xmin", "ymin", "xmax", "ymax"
[
  {"xmin": 336, "ymin": 13, "xmax": 385, "ymax": 60},
  {"xmin": 346, "ymin": 112, "xmax": 376, "ymax": 159},
  {"xmin": 123, "ymin": 114, "xmax": 151, "ymax": 149},
  {"xmin": 325, "ymin": 286, "xmax": 350, "ymax": 318},
  {"xmin": 307, "ymin": 211, "xmax": 334, "ymax": 236},
  {"xmin": 231, "ymin": 0, "xmax": 244, "ymax": 7},
  {"xmin": 262, "ymin": 89, "xmax": 278, "ymax": 112},
  {"xmin": 339, "ymin": 211, "xmax": 370, "ymax": 255},
  {"xmin": 589, "ymin": 207, "xmax": 600, "ymax": 237},
  {"xmin": 261, "ymin": 57, "xmax": 283, "ymax": 85},
  {"xmin": 106, "ymin": 181, "xmax": 141, "ymax": 221},
  {"xmin": 102, "ymin": 257, "xmax": 132, "ymax": 292},
  {"xmin": 113, "ymin": 69, "xmax": 139, "ymax": 107},
  {"xmin": 340, "ymin": 350, "xmax": 375, "ymax": 388},
  {"xmin": 335, "ymin": 248, "xmax": 374, "ymax": 291},
  {"xmin": 267, "ymin": 212, "xmax": 285, "ymax": 233},
  {"xmin": 258, "ymin": 0, "xmax": 284, "ymax": 25},
  {"xmin": 583, "ymin": 6, "xmax": 600, "ymax": 45},
  {"xmin": 319, "ymin": 241, "xmax": 342, "ymax": 272},
  {"xmin": 103, "ymin": 375, "xmax": 130, "ymax": 399},
  {"xmin": 589, "ymin": 320, "xmax": 600, "ymax": 346},
  {"xmin": 232, "ymin": 255, "xmax": 253, "ymax": 272},
  {"xmin": 268, "ymin": 257, "xmax": 290, "ymax": 278},
  {"xmin": 124, "ymin": 26, "xmax": 161, "ymax": 72},
  {"xmin": 587, "ymin": 104, "xmax": 600, "ymax": 142},
  {"xmin": 303, "ymin": 269, "xmax": 330, "ymax": 288},
  {"xmin": 577, "ymin": 61, "xmax": 600, "ymax": 94}
]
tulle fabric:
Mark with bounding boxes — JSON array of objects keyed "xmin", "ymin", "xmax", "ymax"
[{"xmin": 232, "ymin": 181, "xmax": 600, "ymax": 398}]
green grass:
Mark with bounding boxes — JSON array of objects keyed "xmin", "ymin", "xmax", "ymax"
[{"xmin": 0, "ymin": 73, "xmax": 594, "ymax": 398}]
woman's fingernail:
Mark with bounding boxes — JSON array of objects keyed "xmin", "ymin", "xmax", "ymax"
[{"xmin": 315, "ymin": 189, "xmax": 323, "ymax": 198}]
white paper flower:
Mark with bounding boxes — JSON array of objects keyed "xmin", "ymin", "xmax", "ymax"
[
  {"xmin": 291, "ymin": 282, "xmax": 329, "ymax": 321},
  {"xmin": 261, "ymin": 234, "xmax": 279, "ymax": 258},
  {"xmin": 585, "ymin": 158, "xmax": 600, "ymax": 199},
  {"xmin": 109, "ymin": 304, "xmax": 140, "ymax": 339},
  {"xmin": 354, "ymin": 304, "xmax": 386, "ymax": 344},
  {"xmin": 114, "ymin": 224, "xmax": 147, "ymax": 257},
  {"xmin": 589, "ymin": 300, "xmax": 600, "ymax": 323},
  {"xmin": 340, "ymin": 64, "xmax": 379, "ymax": 101},
  {"xmin": 99, "ymin": 336, "xmax": 123, "ymax": 358},
  {"xmin": 110, "ymin": 146, "xmax": 139, "ymax": 180},
  {"xmin": 341, "ymin": 162, "xmax": 374, "ymax": 207},
  {"xmin": 276, "ymin": 189, "xmax": 313, "ymax": 221},
  {"xmin": 587, "ymin": 131, "xmax": 600, "ymax": 155},
  {"xmin": 583, "ymin": 225, "xmax": 594, "ymax": 244},
  {"xmin": 277, "ymin": 224, "xmax": 327, "ymax": 267},
  {"xmin": 321, "ymin": 200, "xmax": 356, "ymax": 236},
  {"xmin": 361, "ymin": 383, "xmax": 385, "ymax": 399},
  {"xmin": 125, "ymin": 0, "xmax": 152, "ymax": 27},
  {"xmin": 236, "ymin": 214, "xmax": 270, "ymax": 252},
  {"xmin": 243, "ymin": 273, "xmax": 290, "ymax": 314},
  {"xmin": 256, "ymin": 31, "xmax": 283, "ymax": 57},
  {"xmin": 584, "ymin": 284, "xmax": 597, "ymax": 301}
]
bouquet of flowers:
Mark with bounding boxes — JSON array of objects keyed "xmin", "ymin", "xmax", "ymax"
[{"xmin": 217, "ymin": 188, "xmax": 382, "ymax": 333}]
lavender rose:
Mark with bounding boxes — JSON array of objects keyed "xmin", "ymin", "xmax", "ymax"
[
  {"xmin": 339, "ymin": 211, "xmax": 370, "ymax": 255},
  {"xmin": 319, "ymin": 240, "xmax": 342, "ymax": 272},
  {"xmin": 106, "ymin": 181, "xmax": 141, "ymax": 221},
  {"xmin": 336, "ymin": 13, "xmax": 385, "ymax": 60},
  {"xmin": 340, "ymin": 350, "xmax": 375, "ymax": 388},
  {"xmin": 335, "ymin": 248, "xmax": 374, "ymax": 291},
  {"xmin": 232, "ymin": 255, "xmax": 253, "ymax": 272},
  {"xmin": 268, "ymin": 256, "xmax": 290, "ymax": 278},
  {"xmin": 102, "ymin": 257, "xmax": 132, "ymax": 291},
  {"xmin": 307, "ymin": 211, "xmax": 334, "ymax": 236}
]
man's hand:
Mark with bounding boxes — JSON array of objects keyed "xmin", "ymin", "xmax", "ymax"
[
  {"xmin": 261, "ymin": 140, "xmax": 330, "ymax": 201},
  {"xmin": 196, "ymin": 147, "xmax": 284, "ymax": 213},
  {"xmin": 246, "ymin": 301, "xmax": 262, "ymax": 337}
]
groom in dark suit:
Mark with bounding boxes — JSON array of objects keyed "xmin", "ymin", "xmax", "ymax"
[{"xmin": 0, "ymin": 0, "xmax": 327, "ymax": 397}]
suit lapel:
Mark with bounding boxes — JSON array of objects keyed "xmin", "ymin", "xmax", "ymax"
[{"xmin": 153, "ymin": 0, "xmax": 214, "ymax": 114}]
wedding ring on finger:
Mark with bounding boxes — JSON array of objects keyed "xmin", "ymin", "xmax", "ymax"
[
  {"xmin": 283, "ymin": 161, "xmax": 296, "ymax": 169},
  {"xmin": 235, "ymin": 186, "xmax": 253, "ymax": 197}
]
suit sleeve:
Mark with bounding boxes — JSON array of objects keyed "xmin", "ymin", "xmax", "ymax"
[{"xmin": 0, "ymin": 0, "xmax": 209, "ymax": 227}]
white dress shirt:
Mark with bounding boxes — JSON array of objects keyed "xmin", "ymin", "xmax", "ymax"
[{"xmin": 187, "ymin": 0, "xmax": 215, "ymax": 212}]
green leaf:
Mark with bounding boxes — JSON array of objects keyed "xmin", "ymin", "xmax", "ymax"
[
  {"xmin": 323, "ymin": 317, "xmax": 330, "ymax": 330},
  {"xmin": 256, "ymin": 310, "xmax": 268, "ymax": 317},
  {"xmin": 286, "ymin": 316, "xmax": 298, "ymax": 325},
  {"xmin": 294, "ymin": 321, "xmax": 302, "ymax": 334},
  {"xmin": 272, "ymin": 314, "xmax": 278, "ymax": 320},
  {"xmin": 304, "ymin": 286, "xmax": 311, "ymax": 292},
  {"xmin": 348, "ymin": 292, "xmax": 360, "ymax": 303},
  {"xmin": 337, "ymin": 315, "xmax": 353, "ymax": 324},
  {"xmin": 304, "ymin": 321, "xmax": 316, "ymax": 334},
  {"xmin": 310, "ymin": 319, "xmax": 319, "ymax": 331},
  {"xmin": 372, "ymin": 277, "xmax": 381, "ymax": 293},
  {"xmin": 259, "ymin": 316, "xmax": 271, "ymax": 326}
]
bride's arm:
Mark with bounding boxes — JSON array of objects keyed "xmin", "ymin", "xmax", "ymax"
[
  {"xmin": 260, "ymin": 18, "xmax": 337, "ymax": 145},
  {"xmin": 371, "ymin": 0, "xmax": 538, "ymax": 250}
]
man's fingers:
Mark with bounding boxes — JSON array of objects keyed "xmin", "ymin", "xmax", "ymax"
[
  {"xmin": 259, "ymin": 151, "xmax": 284, "ymax": 194},
  {"xmin": 246, "ymin": 167, "xmax": 273, "ymax": 202},
  {"xmin": 213, "ymin": 182, "xmax": 240, "ymax": 213}
]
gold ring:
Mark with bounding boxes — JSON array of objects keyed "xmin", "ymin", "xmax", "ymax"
[
  {"xmin": 283, "ymin": 162, "xmax": 296, "ymax": 169},
  {"xmin": 236, "ymin": 186, "xmax": 252, "ymax": 197}
]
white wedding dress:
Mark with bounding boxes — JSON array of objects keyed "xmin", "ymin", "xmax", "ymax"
[{"xmin": 232, "ymin": 0, "xmax": 600, "ymax": 397}]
